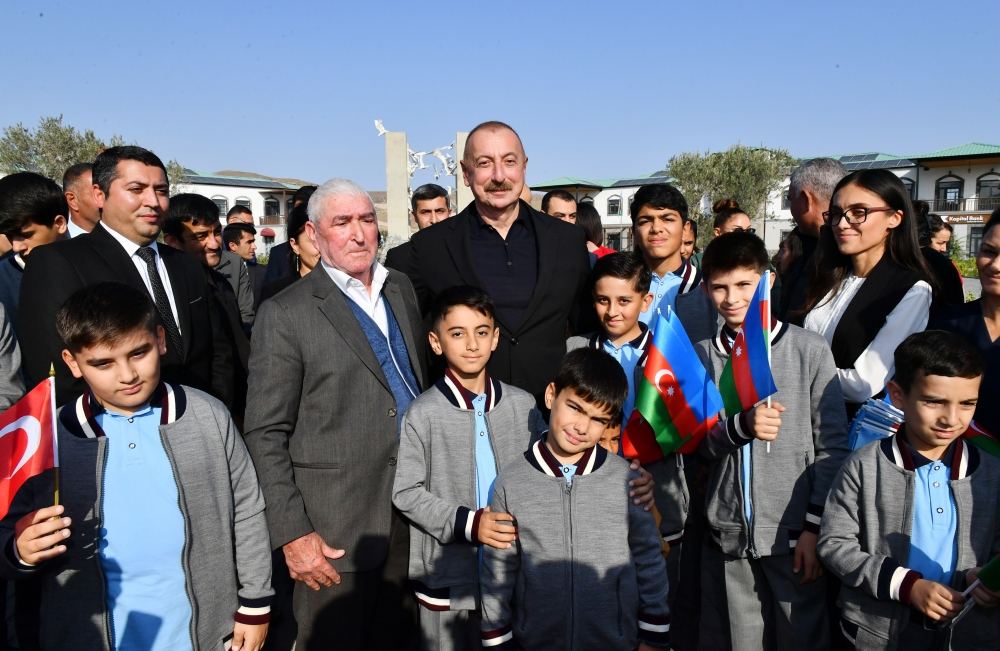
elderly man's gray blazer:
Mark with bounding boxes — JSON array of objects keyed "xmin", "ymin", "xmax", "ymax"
[{"xmin": 244, "ymin": 265, "xmax": 427, "ymax": 572}]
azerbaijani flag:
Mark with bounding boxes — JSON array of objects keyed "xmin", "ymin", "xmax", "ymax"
[
  {"xmin": 621, "ymin": 308, "xmax": 725, "ymax": 463},
  {"xmin": 718, "ymin": 271, "xmax": 778, "ymax": 415},
  {"xmin": 964, "ymin": 420, "xmax": 1000, "ymax": 458}
]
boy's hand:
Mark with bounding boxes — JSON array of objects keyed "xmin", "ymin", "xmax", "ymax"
[
  {"xmin": 628, "ymin": 460, "xmax": 655, "ymax": 512},
  {"xmin": 909, "ymin": 579, "xmax": 964, "ymax": 621},
  {"xmin": 792, "ymin": 531, "xmax": 822, "ymax": 584},
  {"xmin": 477, "ymin": 506, "xmax": 516, "ymax": 550},
  {"xmin": 748, "ymin": 402, "xmax": 785, "ymax": 442},
  {"xmin": 965, "ymin": 567, "xmax": 1000, "ymax": 607},
  {"xmin": 231, "ymin": 622, "xmax": 268, "ymax": 651},
  {"xmin": 282, "ymin": 532, "xmax": 345, "ymax": 591},
  {"xmin": 14, "ymin": 505, "xmax": 70, "ymax": 565}
]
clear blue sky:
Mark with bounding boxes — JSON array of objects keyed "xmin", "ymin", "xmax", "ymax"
[{"xmin": 4, "ymin": 0, "xmax": 999, "ymax": 190}]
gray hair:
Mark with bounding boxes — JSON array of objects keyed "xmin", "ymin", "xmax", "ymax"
[
  {"xmin": 306, "ymin": 178, "xmax": 375, "ymax": 223},
  {"xmin": 789, "ymin": 158, "xmax": 846, "ymax": 203}
]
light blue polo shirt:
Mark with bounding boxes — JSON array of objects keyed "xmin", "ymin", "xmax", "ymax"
[
  {"xmin": 98, "ymin": 405, "xmax": 191, "ymax": 650},
  {"xmin": 559, "ymin": 463, "xmax": 578, "ymax": 486},
  {"xmin": 639, "ymin": 271, "xmax": 682, "ymax": 328},
  {"xmin": 600, "ymin": 324, "xmax": 648, "ymax": 428},
  {"xmin": 908, "ymin": 447, "xmax": 957, "ymax": 584},
  {"xmin": 472, "ymin": 393, "xmax": 497, "ymax": 509}
]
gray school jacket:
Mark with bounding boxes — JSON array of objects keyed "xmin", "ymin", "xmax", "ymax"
[
  {"xmin": 818, "ymin": 434, "xmax": 1000, "ymax": 650},
  {"xmin": 695, "ymin": 322, "xmax": 850, "ymax": 557},
  {"xmin": 392, "ymin": 373, "xmax": 545, "ymax": 610},
  {"xmin": 480, "ymin": 439, "xmax": 670, "ymax": 650},
  {"xmin": 0, "ymin": 384, "xmax": 273, "ymax": 651}
]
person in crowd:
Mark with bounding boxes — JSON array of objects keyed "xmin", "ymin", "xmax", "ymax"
[
  {"xmin": 576, "ymin": 201, "xmax": 616, "ymax": 262},
  {"xmin": 932, "ymin": 208, "xmax": 1000, "ymax": 435},
  {"xmin": 631, "ymin": 183, "xmax": 717, "ymax": 343},
  {"xmin": 392, "ymin": 286, "xmax": 544, "ymax": 650},
  {"xmin": 913, "ymin": 202, "xmax": 964, "ymax": 309},
  {"xmin": 408, "ymin": 121, "xmax": 592, "ymax": 402},
  {"xmin": 0, "ymin": 172, "xmax": 69, "ymax": 324},
  {"xmin": 2, "ymin": 282, "xmax": 272, "ymax": 651},
  {"xmin": 263, "ymin": 185, "xmax": 316, "ymax": 287},
  {"xmin": 384, "ymin": 183, "xmax": 451, "ymax": 273},
  {"xmin": 680, "ymin": 217, "xmax": 700, "ymax": 266},
  {"xmin": 773, "ymin": 229, "xmax": 802, "ymax": 277},
  {"xmin": 0, "ymin": 303, "xmax": 22, "ymax": 408},
  {"xmin": 225, "ymin": 222, "xmax": 266, "ymax": 310},
  {"xmin": 479, "ymin": 348, "xmax": 670, "ymax": 651},
  {"xmin": 162, "ymin": 193, "xmax": 249, "ymax": 421},
  {"xmin": 712, "ymin": 199, "xmax": 754, "ymax": 236},
  {"xmin": 227, "ymin": 204, "xmax": 255, "ymax": 225},
  {"xmin": 61, "ymin": 163, "xmax": 100, "ymax": 236},
  {"xmin": 694, "ymin": 232, "xmax": 849, "ymax": 650},
  {"xmin": 801, "ymin": 169, "xmax": 932, "ymax": 418},
  {"xmin": 540, "ymin": 189, "xmax": 577, "ymax": 223},
  {"xmin": 17, "ymin": 146, "xmax": 226, "ymax": 405},
  {"xmin": 779, "ymin": 158, "xmax": 846, "ymax": 323},
  {"xmin": 819, "ymin": 330, "xmax": 1000, "ymax": 649},
  {"xmin": 259, "ymin": 204, "xmax": 320, "ymax": 302},
  {"xmin": 244, "ymin": 178, "xmax": 425, "ymax": 649},
  {"xmin": 928, "ymin": 216, "xmax": 954, "ymax": 253}
]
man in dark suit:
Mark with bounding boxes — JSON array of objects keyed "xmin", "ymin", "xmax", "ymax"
[
  {"xmin": 383, "ymin": 183, "xmax": 451, "ymax": 274},
  {"xmin": 17, "ymin": 146, "xmax": 227, "ymax": 406},
  {"xmin": 408, "ymin": 120, "xmax": 592, "ymax": 400},
  {"xmin": 244, "ymin": 178, "xmax": 425, "ymax": 649},
  {"xmin": 223, "ymin": 222, "xmax": 267, "ymax": 312}
]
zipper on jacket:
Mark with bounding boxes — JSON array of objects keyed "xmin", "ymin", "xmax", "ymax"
[
  {"xmin": 564, "ymin": 481, "xmax": 575, "ymax": 649},
  {"xmin": 159, "ymin": 430, "xmax": 199, "ymax": 649},
  {"xmin": 741, "ymin": 446, "xmax": 759, "ymax": 559},
  {"xmin": 97, "ymin": 441, "xmax": 113, "ymax": 650}
]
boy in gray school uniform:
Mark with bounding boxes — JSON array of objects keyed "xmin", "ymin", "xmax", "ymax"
[
  {"xmin": 392, "ymin": 286, "xmax": 544, "ymax": 650},
  {"xmin": 693, "ymin": 233, "xmax": 849, "ymax": 650},
  {"xmin": 820, "ymin": 330, "xmax": 1000, "ymax": 650}
]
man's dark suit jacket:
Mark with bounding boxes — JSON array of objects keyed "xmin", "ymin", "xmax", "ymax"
[
  {"xmin": 408, "ymin": 200, "xmax": 592, "ymax": 399},
  {"xmin": 243, "ymin": 265, "xmax": 426, "ymax": 572},
  {"xmin": 247, "ymin": 262, "xmax": 266, "ymax": 312},
  {"xmin": 383, "ymin": 240, "xmax": 414, "ymax": 276},
  {"xmin": 17, "ymin": 225, "xmax": 227, "ymax": 406}
]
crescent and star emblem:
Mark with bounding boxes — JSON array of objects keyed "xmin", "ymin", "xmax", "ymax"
[
  {"xmin": 653, "ymin": 369, "xmax": 675, "ymax": 392},
  {"xmin": 0, "ymin": 416, "xmax": 42, "ymax": 479}
]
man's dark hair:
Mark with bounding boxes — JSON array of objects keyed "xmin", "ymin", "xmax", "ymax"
[
  {"xmin": 430, "ymin": 285, "xmax": 496, "ymax": 325},
  {"xmin": 226, "ymin": 205, "xmax": 253, "ymax": 222},
  {"xmin": 223, "ymin": 222, "xmax": 256, "ymax": 248},
  {"xmin": 590, "ymin": 252, "xmax": 651, "ymax": 296},
  {"xmin": 162, "ymin": 193, "xmax": 220, "ymax": 239},
  {"xmin": 630, "ymin": 183, "xmax": 688, "ymax": 224},
  {"xmin": 62, "ymin": 162, "xmax": 93, "ymax": 190},
  {"xmin": 292, "ymin": 185, "xmax": 318, "ymax": 207},
  {"xmin": 552, "ymin": 348, "xmax": 627, "ymax": 421},
  {"xmin": 93, "ymin": 146, "xmax": 168, "ymax": 197},
  {"xmin": 576, "ymin": 202, "xmax": 604, "ymax": 246},
  {"xmin": 410, "ymin": 183, "xmax": 449, "ymax": 213},
  {"xmin": 0, "ymin": 172, "xmax": 68, "ymax": 234},
  {"xmin": 541, "ymin": 189, "xmax": 575, "ymax": 214},
  {"xmin": 700, "ymin": 232, "xmax": 770, "ymax": 281},
  {"xmin": 463, "ymin": 121, "xmax": 524, "ymax": 161},
  {"xmin": 893, "ymin": 330, "xmax": 983, "ymax": 392},
  {"xmin": 56, "ymin": 282, "xmax": 158, "ymax": 353}
]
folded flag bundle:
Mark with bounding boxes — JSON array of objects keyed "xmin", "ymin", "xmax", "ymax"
[{"xmin": 847, "ymin": 398, "xmax": 904, "ymax": 451}]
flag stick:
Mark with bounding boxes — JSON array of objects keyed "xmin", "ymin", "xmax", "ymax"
[
  {"xmin": 49, "ymin": 365, "xmax": 59, "ymax": 506},
  {"xmin": 765, "ymin": 271, "xmax": 772, "ymax": 454}
]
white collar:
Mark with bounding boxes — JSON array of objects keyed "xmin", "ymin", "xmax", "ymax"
[
  {"xmin": 100, "ymin": 222, "xmax": 159, "ymax": 257},
  {"xmin": 322, "ymin": 260, "xmax": 388, "ymax": 298}
]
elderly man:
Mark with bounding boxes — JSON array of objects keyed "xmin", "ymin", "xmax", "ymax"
[
  {"xmin": 244, "ymin": 178, "xmax": 425, "ymax": 649},
  {"xmin": 408, "ymin": 120, "xmax": 592, "ymax": 401}
]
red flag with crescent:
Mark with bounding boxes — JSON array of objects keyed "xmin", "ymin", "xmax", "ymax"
[{"xmin": 0, "ymin": 378, "xmax": 56, "ymax": 519}]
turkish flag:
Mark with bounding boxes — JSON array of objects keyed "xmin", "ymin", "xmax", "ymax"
[{"xmin": 0, "ymin": 378, "xmax": 55, "ymax": 520}]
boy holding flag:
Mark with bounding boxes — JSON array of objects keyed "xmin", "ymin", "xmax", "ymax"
[{"xmin": 694, "ymin": 232, "xmax": 849, "ymax": 649}]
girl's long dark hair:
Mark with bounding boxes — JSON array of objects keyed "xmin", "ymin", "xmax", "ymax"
[{"xmin": 800, "ymin": 169, "xmax": 931, "ymax": 315}]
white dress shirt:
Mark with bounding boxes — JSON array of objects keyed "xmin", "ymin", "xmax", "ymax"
[
  {"xmin": 100, "ymin": 223, "xmax": 181, "ymax": 332},
  {"xmin": 67, "ymin": 217, "xmax": 88, "ymax": 239},
  {"xmin": 804, "ymin": 276, "xmax": 932, "ymax": 402},
  {"xmin": 323, "ymin": 260, "xmax": 390, "ymax": 337}
]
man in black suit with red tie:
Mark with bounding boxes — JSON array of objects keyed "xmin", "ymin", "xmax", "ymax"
[{"xmin": 18, "ymin": 146, "xmax": 229, "ymax": 406}]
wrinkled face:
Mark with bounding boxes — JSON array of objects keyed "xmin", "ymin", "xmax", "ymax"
[
  {"xmin": 230, "ymin": 231, "xmax": 257, "ymax": 261},
  {"xmin": 428, "ymin": 305, "xmax": 499, "ymax": 378},
  {"xmin": 461, "ymin": 127, "xmax": 527, "ymax": 214},
  {"xmin": 977, "ymin": 225, "xmax": 1000, "ymax": 298},
  {"xmin": 67, "ymin": 170, "xmax": 100, "ymax": 223},
  {"xmin": 680, "ymin": 221, "xmax": 696, "ymax": 259},
  {"xmin": 634, "ymin": 205, "xmax": 683, "ymax": 266},
  {"xmin": 593, "ymin": 276, "xmax": 651, "ymax": 341},
  {"xmin": 888, "ymin": 372, "xmax": 980, "ymax": 458},
  {"xmin": 715, "ymin": 212, "xmax": 752, "ymax": 235},
  {"xmin": 544, "ymin": 385, "xmax": 615, "ymax": 463},
  {"xmin": 170, "ymin": 220, "xmax": 222, "ymax": 268},
  {"xmin": 930, "ymin": 228, "xmax": 951, "ymax": 253},
  {"xmin": 306, "ymin": 193, "xmax": 379, "ymax": 279},
  {"xmin": 7, "ymin": 217, "xmax": 67, "ymax": 257},
  {"xmin": 828, "ymin": 183, "xmax": 901, "ymax": 259},
  {"xmin": 706, "ymin": 267, "xmax": 763, "ymax": 330},
  {"xmin": 413, "ymin": 196, "xmax": 450, "ymax": 230},
  {"xmin": 61, "ymin": 326, "xmax": 166, "ymax": 415},
  {"xmin": 546, "ymin": 197, "xmax": 577, "ymax": 223},
  {"xmin": 95, "ymin": 160, "xmax": 168, "ymax": 245}
]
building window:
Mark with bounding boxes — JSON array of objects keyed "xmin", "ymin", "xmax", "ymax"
[
  {"xmin": 235, "ymin": 197, "xmax": 252, "ymax": 209},
  {"xmin": 935, "ymin": 175, "xmax": 964, "ymax": 211},
  {"xmin": 286, "ymin": 198, "xmax": 294, "ymax": 216},
  {"xmin": 607, "ymin": 195, "xmax": 622, "ymax": 216},
  {"xmin": 969, "ymin": 226, "xmax": 984, "ymax": 256},
  {"xmin": 976, "ymin": 173, "xmax": 1000, "ymax": 212},
  {"xmin": 264, "ymin": 197, "xmax": 280, "ymax": 217},
  {"xmin": 212, "ymin": 196, "xmax": 228, "ymax": 216},
  {"xmin": 900, "ymin": 178, "xmax": 915, "ymax": 199},
  {"xmin": 780, "ymin": 188, "xmax": 790, "ymax": 211}
]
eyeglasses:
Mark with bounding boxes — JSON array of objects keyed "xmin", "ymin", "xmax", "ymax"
[
  {"xmin": 729, "ymin": 227, "xmax": 756, "ymax": 234},
  {"xmin": 822, "ymin": 206, "xmax": 896, "ymax": 226}
]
